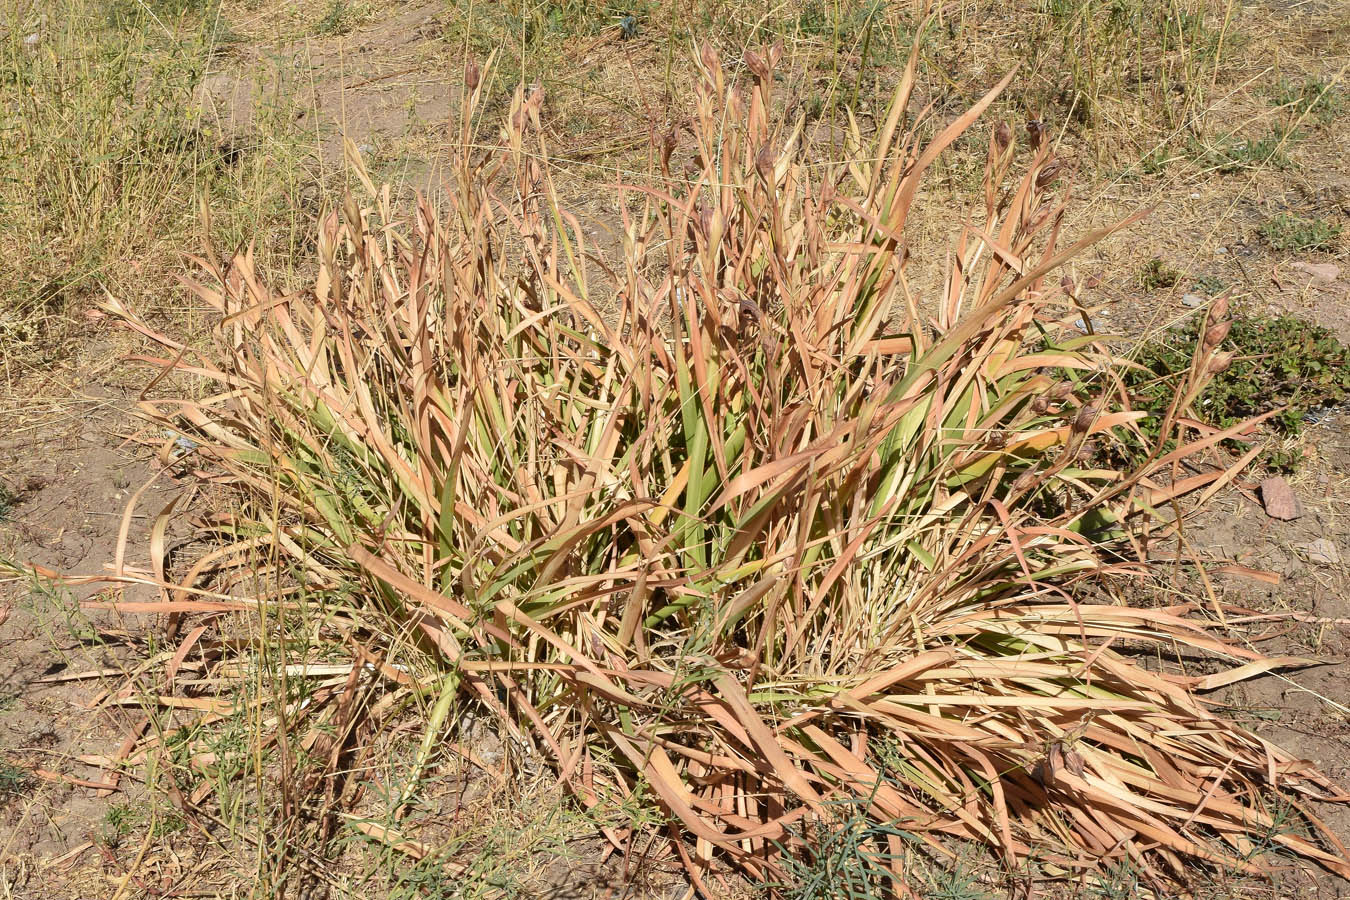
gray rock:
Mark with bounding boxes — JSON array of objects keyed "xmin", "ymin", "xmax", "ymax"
[
  {"xmin": 1182, "ymin": 293, "xmax": 1206, "ymax": 308},
  {"xmin": 1297, "ymin": 538, "xmax": 1341, "ymax": 566}
]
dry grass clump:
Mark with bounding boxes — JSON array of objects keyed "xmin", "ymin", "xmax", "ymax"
[
  {"xmin": 0, "ymin": 0, "xmax": 310, "ymax": 381},
  {"xmin": 104, "ymin": 41, "xmax": 1348, "ymax": 894}
]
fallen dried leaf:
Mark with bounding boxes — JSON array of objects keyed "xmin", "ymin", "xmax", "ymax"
[{"xmin": 1212, "ymin": 564, "xmax": 1281, "ymax": 585}]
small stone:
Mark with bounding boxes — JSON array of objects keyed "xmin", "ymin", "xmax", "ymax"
[
  {"xmin": 1216, "ymin": 247, "xmax": 1228, "ymax": 254},
  {"xmin": 1260, "ymin": 475, "xmax": 1302, "ymax": 520},
  {"xmin": 1290, "ymin": 261, "xmax": 1339, "ymax": 285},
  {"xmin": 1297, "ymin": 538, "xmax": 1341, "ymax": 566},
  {"xmin": 1181, "ymin": 293, "xmax": 1206, "ymax": 308},
  {"xmin": 23, "ymin": 32, "xmax": 39, "ymax": 47}
]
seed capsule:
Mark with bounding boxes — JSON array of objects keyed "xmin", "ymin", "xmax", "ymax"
[
  {"xmin": 1027, "ymin": 119, "xmax": 1046, "ymax": 150},
  {"xmin": 1208, "ymin": 294, "xmax": 1229, "ymax": 323},
  {"xmin": 1072, "ymin": 403, "xmax": 1099, "ymax": 434},
  {"xmin": 1203, "ymin": 321, "xmax": 1231, "ymax": 349},
  {"xmin": 994, "ymin": 121, "xmax": 1013, "ymax": 152},
  {"xmin": 1208, "ymin": 351, "xmax": 1235, "ymax": 374},
  {"xmin": 1036, "ymin": 160, "xmax": 1063, "ymax": 189},
  {"xmin": 744, "ymin": 49, "xmax": 770, "ymax": 81},
  {"xmin": 756, "ymin": 144, "xmax": 775, "ymax": 180}
]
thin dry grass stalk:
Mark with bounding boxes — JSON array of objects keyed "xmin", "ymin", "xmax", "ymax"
[{"xmin": 97, "ymin": 39, "xmax": 1347, "ymax": 894}]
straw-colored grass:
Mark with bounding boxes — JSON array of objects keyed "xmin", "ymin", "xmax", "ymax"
[{"xmin": 101, "ymin": 40, "xmax": 1348, "ymax": 895}]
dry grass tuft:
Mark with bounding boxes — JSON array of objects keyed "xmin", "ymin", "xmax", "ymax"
[{"xmin": 95, "ymin": 37, "xmax": 1348, "ymax": 895}]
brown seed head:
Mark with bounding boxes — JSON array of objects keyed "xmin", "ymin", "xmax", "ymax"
[
  {"xmin": 768, "ymin": 40, "xmax": 784, "ymax": 68},
  {"xmin": 464, "ymin": 58, "xmax": 480, "ymax": 91},
  {"xmin": 1203, "ymin": 320, "xmax": 1231, "ymax": 349},
  {"xmin": 1010, "ymin": 471, "xmax": 1038, "ymax": 495},
  {"xmin": 727, "ymin": 87, "xmax": 744, "ymax": 119},
  {"xmin": 994, "ymin": 121, "xmax": 1013, "ymax": 152},
  {"xmin": 756, "ymin": 144, "xmax": 775, "ymax": 180},
  {"xmin": 1208, "ymin": 294, "xmax": 1229, "ymax": 323},
  {"xmin": 1026, "ymin": 119, "xmax": 1046, "ymax": 150},
  {"xmin": 1072, "ymin": 403, "xmax": 1099, "ymax": 434},
  {"xmin": 744, "ymin": 49, "xmax": 770, "ymax": 81},
  {"xmin": 698, "ymin": 204, "xmax": 714, "ymax": 236},
  {"xmin": 1035, "ymin": 159, "xmax": 1063, "ymax": 189},
  {"xmin": 1029, "ymin": 199, "xmax": 1055, "ymax": 228},
  {"xmin": 1207, "ymin": 350, "xmax": 1235, "ymax": 374},
  {"xmin": 660, "ymin": 128, "xmax": 677, "ymax": 168},
  {"xmin": 700, "ymin": 42, "xmax": 720, "ymax": 74}
]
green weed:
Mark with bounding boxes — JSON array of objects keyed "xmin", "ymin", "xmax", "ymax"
[
  {"xmin": 1138, "ymin": 257, "xmax": 1181, "ymax": 291},
  {"xmin": 314, "ymin": 0, "xmax": 373, "ymax": 36},
  {"xmin": 1123, "ymin": 312, "xmax": 1350, "ymax": 469},
  {"xmin": 1260, "ymin": 213, "xmax": 1342, "ymax": 252},
  {"xmin": 1088, "ymin": 859, "xmax": 1141, "ymax": 900},
  {"xmin": 0, "ymin": 760, "xmax": 33, "ymax": 799},
  {"xmin": 102, "ymin": 801, "xmax": 186, "ymax": 845},
  {"xmin": 1273, "ymin": 76, "xmax": 1343, "ymax": 127},
  {"xmin": 1191, "ymin": 273, "xmax": 1228, "ymax": 295},
  {"xmin": 103, "ymin": 802, "xmax": 137, "ymax": 840},
  {"xmin": 1190, "ymin": 130, "xmax": 1295, "ymax": 173},
  {"xmin": 777, "ymin": 802, "xmax": 919, "ymax": 900},
  {"xmin": 1138, "ymin": 145, "xmax": 1175, "ymax": 175}
]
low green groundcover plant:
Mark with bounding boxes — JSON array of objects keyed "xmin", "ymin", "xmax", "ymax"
[
  {"xmin": 1122, "ymin": 310, "xmax": 1350, "ymax": 469},
  {"xmin": 1260, "ymin": 213, "xmax": 1342, "ymax": 252}
]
